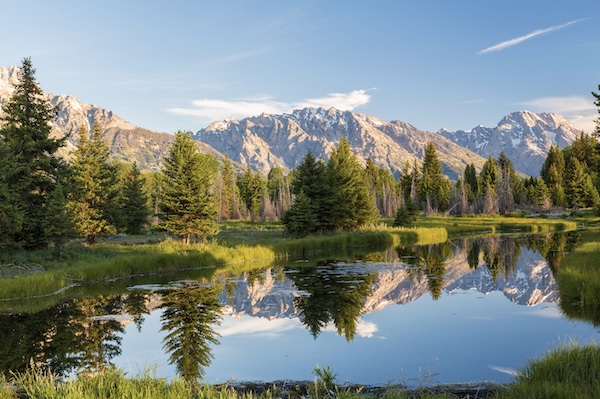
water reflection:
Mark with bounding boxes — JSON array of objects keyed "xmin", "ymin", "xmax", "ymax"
[
  {"xmin": 289, "ymin": 259, "xmax": 376, "ymax": 340},
  {"xmin": 0, "ymin": 231, "xmax": 592, "ymax": 383},
  {"xmin": 0, "ymin": 291, "xmax": 150, "ymax": 376},
  {"xmin": 160, "ymin": 283, "xmax": 222, "ymax": 383}
]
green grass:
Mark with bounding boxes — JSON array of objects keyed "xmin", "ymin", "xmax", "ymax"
[
  {"xmin": 0, "ymin": 214, "xmax": 580, "ymax": 302},
  {"xmin": 495, "ymin": 342, "xmax": 600, "ymax": 399},
  {"xmin": 555, "ymin": 230, "xmax": 600, "ymax": 308},
  {"xmin": 7, "ymin": 341, "xmax": 600, "ymax": 399}
]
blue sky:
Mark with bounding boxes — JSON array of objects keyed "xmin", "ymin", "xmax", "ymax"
[{"xmin": 2, "ymin": 1, "xmax": 599, "ymax": 134}]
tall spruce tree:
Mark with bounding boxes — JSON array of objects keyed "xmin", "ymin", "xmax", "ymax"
[
  {"xmin": 327, "ymin": 138, "xmax": 379, "ymax": 230},
  {"xmin": 283, "ymin": 151, "xmax": 331, "ymax": 234},
  {"xmin": 119, "ymin": 163, "xmax": 150, "ymax": 234},
  {"xmin": 69, "ymin": 123, "xmax": 116, "ymax": 245},
  {"xmin": 158, "ymin": 131, "xmax": 218, "ymax": 244},
  {"xmin": 419, "ymin": 141, "xmax": 450, "ymax": 212},
  {"xmin": 540, "ymin": 145, "xmax": 566, "ymax": 207},
  {"xmin": 0, "ymin": 57, "xmax": 68, "ymax": 249}
]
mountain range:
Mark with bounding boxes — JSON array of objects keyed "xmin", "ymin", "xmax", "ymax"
[{"xmin": 0, "ymin": 65, "xmax": 582, "ymax": 177}]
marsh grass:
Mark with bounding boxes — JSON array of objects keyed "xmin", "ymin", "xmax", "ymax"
[
  {"xmin": 496, "ymin": 342, "xmax": 600, "ymax": 399},
  {"xmin": 555, "ymin": 230, "xmax": 600, "ymax": 307}
]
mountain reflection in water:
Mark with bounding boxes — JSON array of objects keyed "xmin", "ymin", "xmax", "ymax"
[{"xmin": 1, "ymin": 232, "xmax": 597, "ymax": 386}]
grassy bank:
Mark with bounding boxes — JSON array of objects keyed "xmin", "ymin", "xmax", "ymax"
[
  {"xmin": 555, "ymin": 229, "xmax": 600, "ymax": 307},
  {"xmin": 0, "ymin": 214, "xmax": 579, "ymax": 302},
  {"xmin": 3, "ymin": 342, "xmax": 600, "ymax": 398},
  {"xmin": 0, "ymin": 226, "xmax": 447, "ymax": 301}
]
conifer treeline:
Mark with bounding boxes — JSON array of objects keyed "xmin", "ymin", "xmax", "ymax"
[{"xmin": 2, "ymin": 59, "xmax": 600, "ymax": 249}]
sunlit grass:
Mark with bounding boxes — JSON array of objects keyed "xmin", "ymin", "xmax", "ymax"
[
  {"xmin": 555, "ymin": 230, "xmax": 600, "ymax": 307},
  {"xmin": 496, "ymin": 341, "xmax": 600, "ymax": 399}
]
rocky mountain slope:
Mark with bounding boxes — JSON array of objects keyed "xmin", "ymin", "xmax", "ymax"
[
  {"xmin": 439, "ymin": 111, "xmax": 579, "ymax": 176},
  {"xmin": 1, "ymin": 64, "xmax": 581, "ymax": 177},
  {"xmin": 0, "ymin": 66, "xmax": 227, "ymax": 172},
  {"xmin": 193, "ymin": 107, "xmax": 487, "ymax": 179}
]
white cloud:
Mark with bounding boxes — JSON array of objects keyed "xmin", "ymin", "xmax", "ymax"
[
  {"xmin": 518, "ymin": 95, "xmax": 597, "ymax": 133},
  {"xmin": 478, "ymin": 19, "xmax": 586, "ymax": 54},
  {"xmin": 166, "ymin": 89, "xmax": 371, "ymax": 123}
]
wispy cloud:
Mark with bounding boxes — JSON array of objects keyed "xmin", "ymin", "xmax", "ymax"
[
  {"xmin": 478, "ymin": 19, "xmax": 586, "ymax": 54},
  {"xmin": 166, "ymin": 89, "xmax": 372, "ymax": 122},
  {"xmin": 518, "ymin": 95, "xmax": 597, "ymax": 133}
]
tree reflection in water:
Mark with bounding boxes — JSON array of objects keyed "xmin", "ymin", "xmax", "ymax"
[
  {"xmin": 0, "ymin": 291, "xmax": 150, "ymax": 377},
  {"xmin": 397, "ymin": 242, "xmax": 452, "ymax": 300},
  {"xmin": 159, "ymin": 283, "xmax": 222, "ymax": 384},
  {"xmin": 0, "ymin": 231, "xmax": 586, "ymax": 380},
  {"xmin": 289, "ymin": 260, "xmax": 376, "ymax": 341}
]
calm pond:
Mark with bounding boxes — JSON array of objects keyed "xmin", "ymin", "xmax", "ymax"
[{"xmin": 1, "ymin": 232, "xmax": 599, "ymax": 387}]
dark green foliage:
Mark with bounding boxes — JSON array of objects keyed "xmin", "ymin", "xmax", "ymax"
[
  {"xmin": 160, "ymin": 284, "xmax": 222, "ymax": 383},
  {"xmin": 158, "ymin": 131, "xmax": 219, "ymax": 244},
  {"xmin": 283, "ymin": 139, "xmax": 379, "ymax": 235},
  {"xmin": 0, "ymin": 57, "xmax": 68, "ymax": 249},
  {"xmin": 479, "ymin": 155, "xmax": 498, "ymax": 196},
  {"xmin": 327, "ymin": 138, "xmax": 380, "ymax": 229},
  {"xmin": 419, "ymin": 142, "xmax": 450, "ymax": 211},
  {"xmin": 45, "ymin": 181, "xmax": 77, "ymax": 257},
  {"xmin": 281, "ymin": 192, "xmax": 319, "ymax": 236},
  {"xmin": 463, "ymin": 163, "xmax": 478, "ymax": 202},
  {"xmin": 119, "ymin": 163, "xmax": 150, "ymax": 234},
  {"xmin": 237, "ymin": 165, "xmax": 265, "ymax": 219},
  {"xmin": 393, "ymin": 201, "xmax": 418, "ymax": 227},
  {"xmin": 68, "ymin": 124, "xmax": 117, "ymax": 245},
  {"xmin": 290, "ymin": 260, "xmax": 376, "ymax": 341},
  {"xmin": 541, "ymin": 145, "xmax": 567, "ymax": 206},
  {"xmin": 218, "ymin": 154, "xmax": 240, "ymax": 220},
  {"xmin": 0, "ymin": 142, "xmax": 23, "ymax": 247},
  {"xmin": 565, "ymin": 157, "xmax": 599, "ymax": 208}
]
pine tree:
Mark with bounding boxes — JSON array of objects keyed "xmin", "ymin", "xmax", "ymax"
[
  {"xmin": 419, "ymin": 141, "xmax": 450, "ymax": 212},
  {"xmin": 158, "ymin": 132, "xmax": 219, "ymax": 244},
  {"xmin": 0, "ymin": 142, "xmax": 23, "ymax": 247},
  {"xmin": 45, "ymin": 181, "xmax": 77, "ymax": 257},
  {"xmin": 327, "ymin": 138, "xmax": 379, "ymax": 230},
  {"xmin": 566, "ymin": 158, "xmax": 600, "ymax": 208},
  {"xmin": 463, "ymin": 163, "xmax": 478, "ymax": 202},
  {"xmin": 479, "ymin": 155, "xmax": 498, "ymax": 197},
  {"xmin": 68, "ymin": 124, "xmax": 117, "ymax": 245},
  {"xmin": 119, "ymin": 163, "xmax": 150, "ymax": 234},
  {"xmin": 237, "ymin": 165, "xmax": 264, "ymax": 220},
  {"xmin": 0, "ymin": 57, "xmax": 68, "ymax": 249},
  {"xmin": 284, "ymin": 150, "xmax": 332, "ymax": 233},
  {"xmin": 218, "ymin": 154, "xmax": 239, "ymax": 220}
]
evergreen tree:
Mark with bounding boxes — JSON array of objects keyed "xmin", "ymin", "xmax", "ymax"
[
  {"xmin": 158, "ymin": 131, "xmax": 219, "ymax": 244},
  {"xmin": 566, "ymin": 157, "xmax": 600, "ymax": 208},
  {"xmin": 463, "ymin": 163, "xmax": 478, "ymax": 202},
  {"xmin": 479, "ymin": 155, "xmax": 498, "ymax": 197},
  {"xmin": 593, "ymin": 84, "xmax": 600, "ymax": 138},
  {"xmin": 45, "ymin": 181, "xmax": 77, "ymax": 257},
  {"xmin": 119, "ymin": 162, "xmax": 150, "ymax": 234},
  {"xmin": 237, "ymin": 165, "xmax": 264, "ymax": 220},
  {"xmin": 281, "ymin": 192, "xmax": 320, "ymax": 236},
  {"xmin": 283, "ymin": 151, "xmax": 331, "ymax": 234},
  {"xmin": 541, "ymin": 145, "xmax": 566, "ymax": 207},
  {"xmin": 68, "ymin": 124, "xmax": 116, "ymax": 245},
  {"xmin": 0, "ymin": 57, "xmax": 68, "ymax": 249},
  {"xmin": 327, "ymin": 138, "xmax": 379, "ymax": 229},
  {"xmin": 218, "ymin": 154, "xmax": 240, "ymax": 220},
  {"xmin": 0, "ymin": 143, "xmax": 23, "ymax": 247},
  {"xmin": 418, "ymin": 142, "xmax": 450, "ymax": 212}
]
